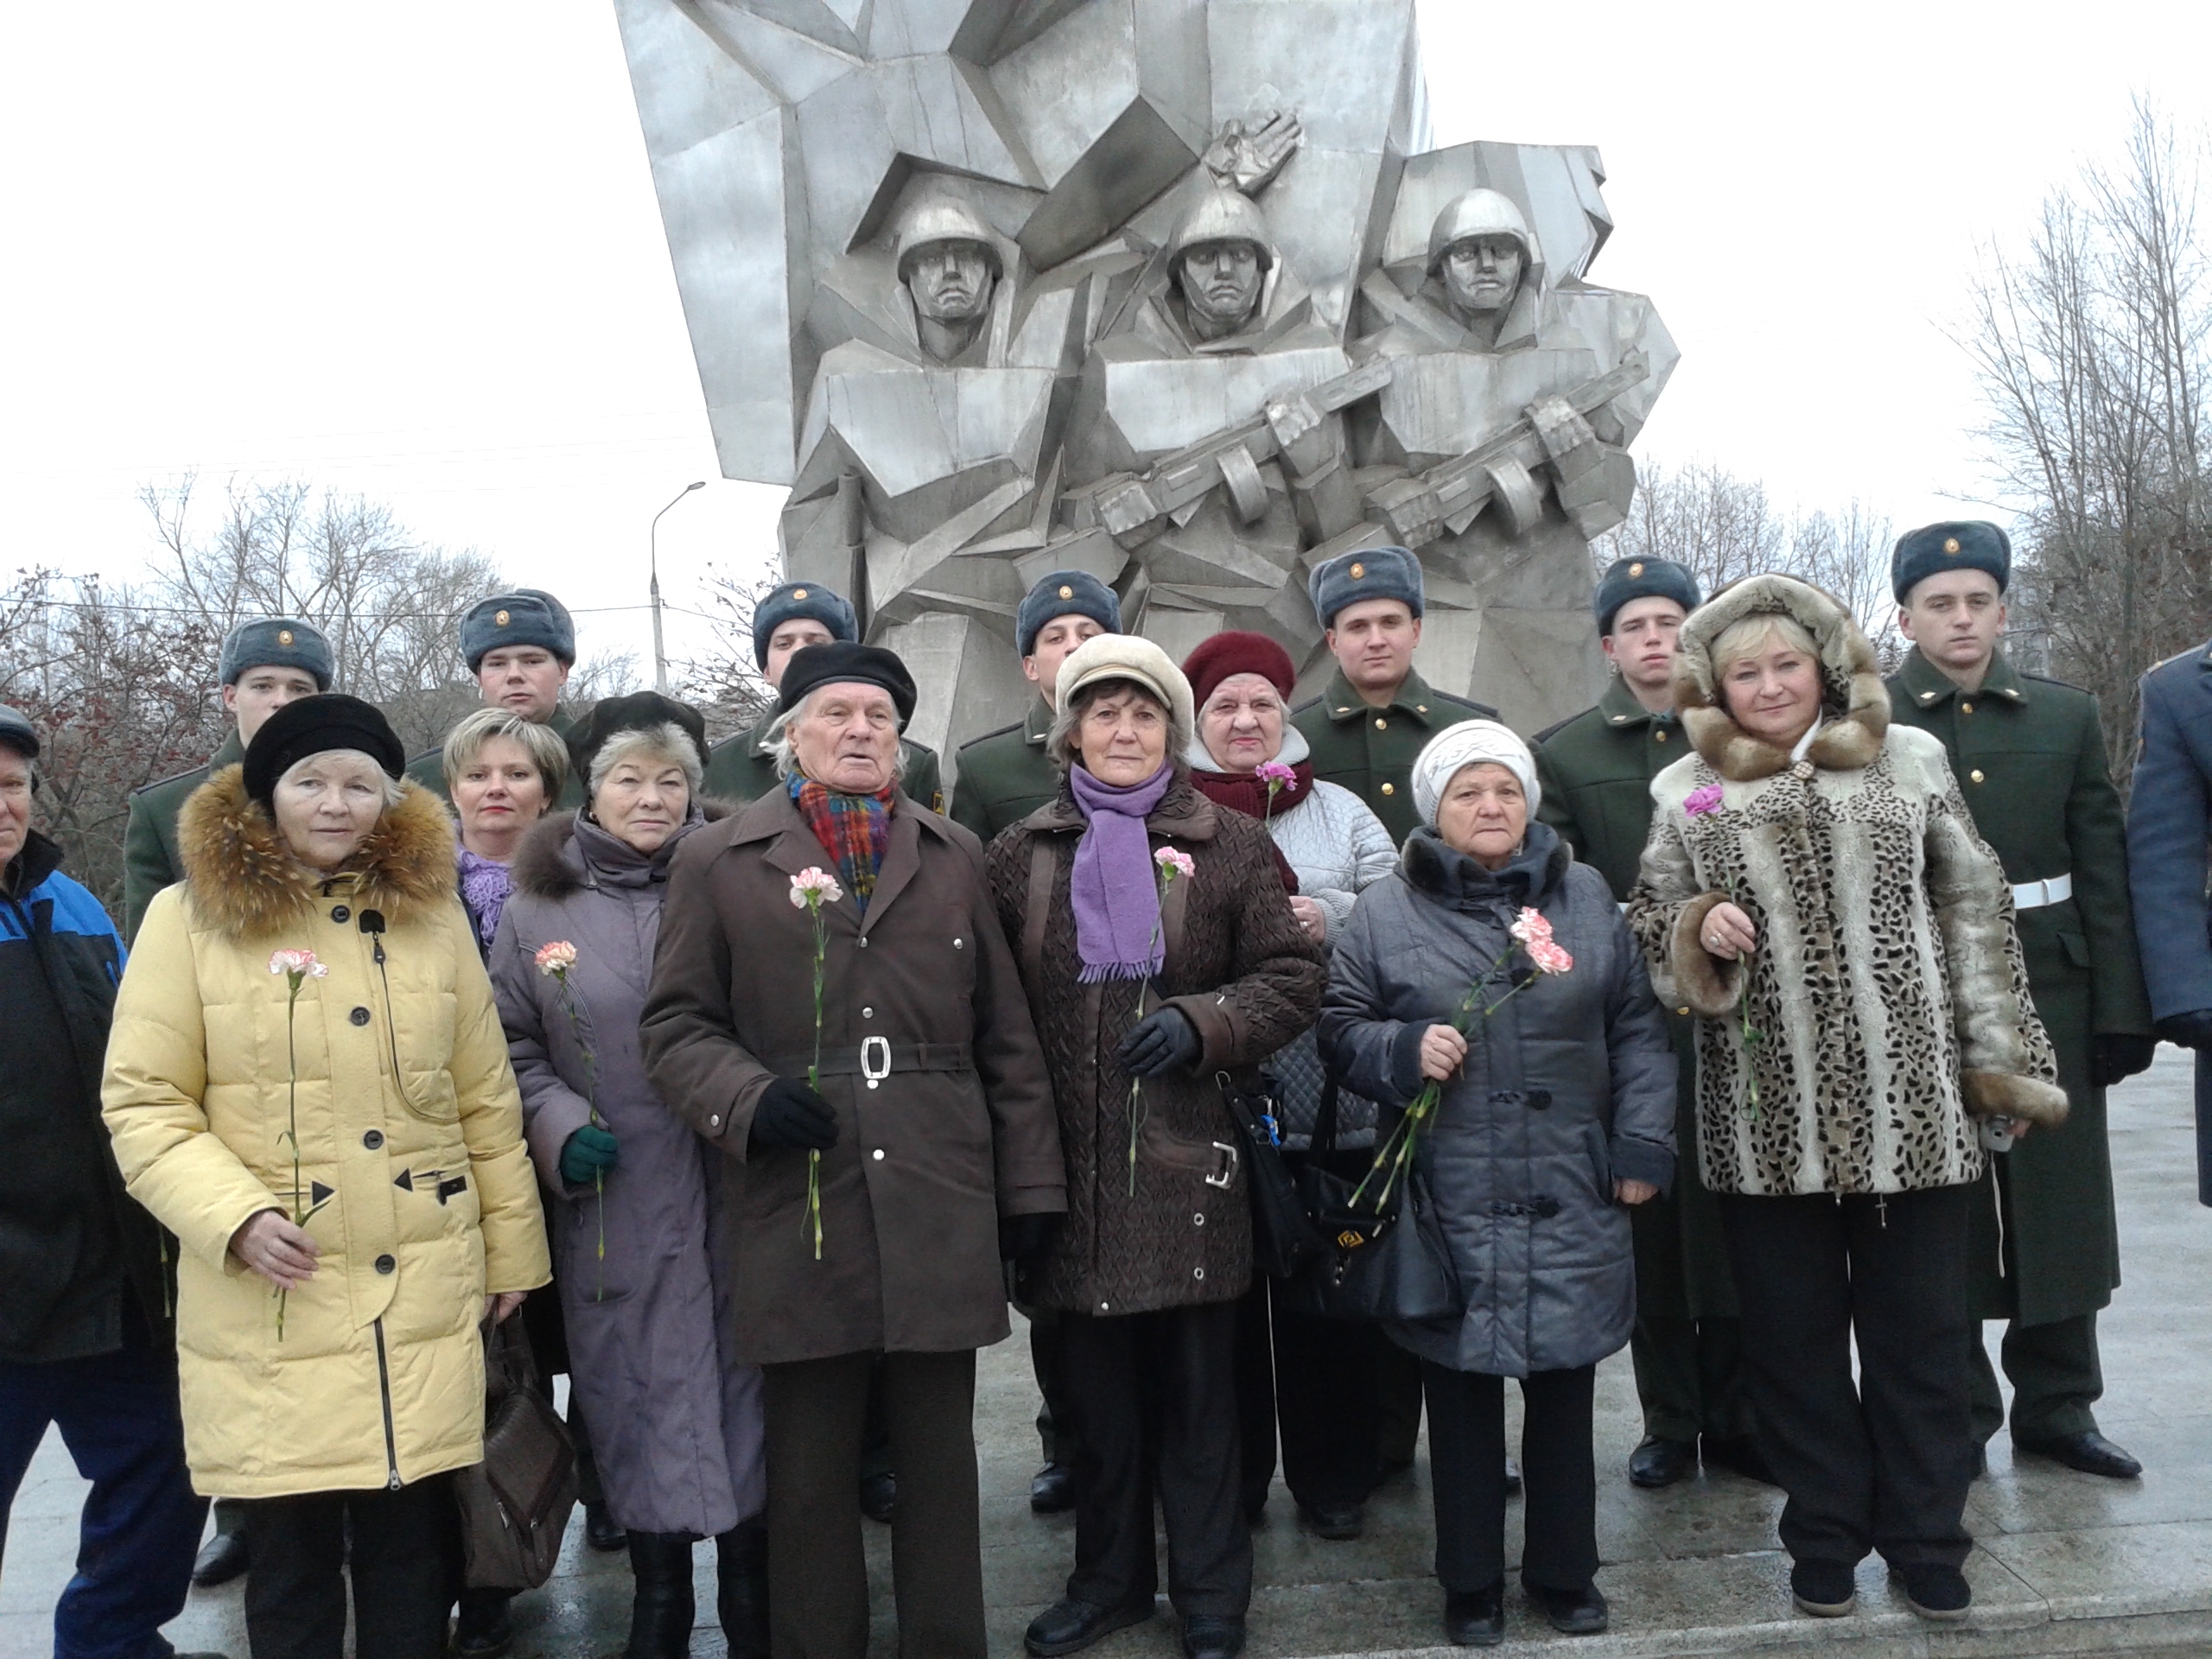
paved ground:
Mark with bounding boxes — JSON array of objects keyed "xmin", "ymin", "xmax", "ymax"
[{"xmin": 7, "ymin": 1050, "xmax": 2212, "ymax": 1659}]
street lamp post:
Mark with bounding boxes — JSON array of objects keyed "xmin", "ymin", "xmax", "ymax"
[{"xmin": 649, "ymin": 480, "xmax": 706, "ymax": 695}]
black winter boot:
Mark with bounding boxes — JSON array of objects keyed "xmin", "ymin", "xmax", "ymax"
[
  {"xmin": 626, "ymin": 1531, "xmax": 697, "ymax": 1659},
  {"xmin": 715, "ymin": 1516, "xmax": 770, "ymax": 1659}
]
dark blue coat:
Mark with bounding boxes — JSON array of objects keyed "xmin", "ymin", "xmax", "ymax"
[
  {"xmin": 1, "ymin": 830, "xmax": 171, "ymax": 1362},
  {"xmin": 2129, "ymin": 641, "xmax": 2212, "ymax": 1022}
]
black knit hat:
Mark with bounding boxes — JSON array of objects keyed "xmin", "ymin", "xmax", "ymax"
[
  {"xmin": 1016, "ymin": 569, "xmax": 1121, "ymax": 657},
  {"xmin": 1592, "ymin": 556, "xmax": 1701, "ymax": 635},
  {"xmin": 777, "ymin": 642, "xmax": 917, "ymax": 727},
  {"xmin": 242, "ymin": 695, "xmax": 407, "ymax": 806},
  {"xmin": 569, "ymin": 691, "xmax": 710, "ymax": 788},
  {"xmin": 752, "ymin": 581, "xmax": 858, "ymax": 670},
  {"xmin": 1891, "ymin": 521, "xmax": 2011, "ymax": 603}
]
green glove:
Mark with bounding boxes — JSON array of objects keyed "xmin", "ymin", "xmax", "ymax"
[{"xmin": 560, "ymin": 1124, "xmax": 619, "ymax": 1186}]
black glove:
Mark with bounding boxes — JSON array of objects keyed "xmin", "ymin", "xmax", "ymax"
[
  {"xmin": 749, "ymin": 1078, "xmax": 838, "ymax": 1152},
  {"xmin": 2092, "ymin": 1033, "xmax": 2159, "ymax": 1088},
  {"xmin": 998, "ymin": 1212, "xmax": 1061, "ymax": 1267},
  {"xmin": 1118, "ymin": 1007, "xmax": 1200, "ymax": 1078},
  {"xmin": 2156, "ymin": 1011, "xmax": 2212, "ymax": 1052}
]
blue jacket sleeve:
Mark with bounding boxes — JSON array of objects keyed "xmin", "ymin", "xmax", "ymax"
[
  {"xmin": 2128, "ymin": 667, "xmax": 2212, "ymax": 1021},
  {"xmin": 1317, "ymin": 889, "xmax": 1426, "ymax": 1109}
]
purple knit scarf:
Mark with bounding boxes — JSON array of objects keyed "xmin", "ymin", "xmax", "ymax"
[
  {"xmin": 455, "ymin": 844, "xmax": 512, "ymax": 954},
  {"xmin": 1067, "ymin": 762, "xmax": 1175, "ymax": 982}
]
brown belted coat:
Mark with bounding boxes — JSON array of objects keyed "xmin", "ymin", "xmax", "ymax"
[
  {"xmin": 640, "ymin": 785, "xmax": 1065, "ymax": 1367},
  {"xmin": 985, "ymin": 776, "xmax": 1325, "ymax": 1318}
]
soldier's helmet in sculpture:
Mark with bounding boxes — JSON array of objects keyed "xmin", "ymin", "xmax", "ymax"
[
  {"xmin": 1166, "ymin": 188, "xmax": 1275, "ymax": 277},
  {"xmin": 1426, "ymin": 187, "xmax": 1535, "ymax": 275},
  {"xmin": 893, "ymin": 194, "xmax": 1005, "ymax": 283}
]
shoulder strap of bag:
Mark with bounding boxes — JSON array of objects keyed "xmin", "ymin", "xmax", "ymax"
[{"xmin": 1313, "ymin": 1071, "xmax": 1342, "ymax": 1157}]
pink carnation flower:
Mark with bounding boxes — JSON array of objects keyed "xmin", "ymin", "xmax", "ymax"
[
  {"xmin": 1526, "ymin": 939, "xmax": 1575, "ymax": 975},
  {"xmin": 1510, "ymin": 908, "xmax": 1573, "ymax": 974},
  {"xmin": 788, "ymin": 868, "xmax": 844, "ymax": 908},
  {"xmin": 1254, "ymin": 760, "xmax": 1299, "ymax": 792},
  {"xmin": 1684, "ymin": 782, "xmax": 1725, "ymax": 817},
  {"xmin": 534, "ymin": 940, "xmax": 578, "ymax": 976},
  {"xmin": 267, "ymin": 949, "xmax": 327, "ymax": 979},
  {"xmin": 1155, "ymin": 847, "xmax": 1197, "ymax": 881}
]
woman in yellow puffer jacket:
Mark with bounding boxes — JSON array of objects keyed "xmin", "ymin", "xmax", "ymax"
[{"xmin": 103, "ymin": 695, "xmax": 550, "ymax": 1659}]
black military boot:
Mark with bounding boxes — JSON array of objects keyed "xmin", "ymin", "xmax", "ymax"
[
  {"xmin": 715, "ymin": 1516, "xmax": 770, "ymax": 1659},
  {"xmin": 626, "ymin": 1531, "xmax": 697, "ymax": 1659}
]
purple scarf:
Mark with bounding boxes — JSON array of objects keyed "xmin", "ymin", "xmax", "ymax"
[
  {"xmin": 1068, "ymin": 762, "xmax": 1176, "ymax": 982},
  {"xmin": 456, "ymin": 845, "xmax": 512, "ymax": 955}
]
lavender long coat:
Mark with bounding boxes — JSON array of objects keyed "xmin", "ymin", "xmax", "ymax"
[{"xmin": 488, "ymin": 806, "xmax": 765, "ymax": 1537}]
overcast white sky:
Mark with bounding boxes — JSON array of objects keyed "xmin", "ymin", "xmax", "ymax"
[{"xmin": 3, "ymin": 2, "xmax": 2208, "ymax": 677}]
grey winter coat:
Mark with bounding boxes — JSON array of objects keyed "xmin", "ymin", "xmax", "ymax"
[
  {"xmin": 1319, "ymin": 822, "xmax": 1676, "ymax": 1378},
  {"xmin": 488, "ymin": 807, "xmax": 765, "ymax": 1538}
]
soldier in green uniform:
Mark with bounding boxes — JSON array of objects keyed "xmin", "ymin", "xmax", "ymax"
[
  {"xmin": 1534, "ymin": 558, "xmax": 1769, "ymax": 1490},
  {"xmin": 1290, "ymin": 545, "xmax": 1496, "ymax": 1481},
  {"xmin": 1886, "ymin": 520, "xmax": 2157, "ymax": 1479},
  {"xmin": 404, "ymin": 588, "xmax": 589, "ymax": 809},
  {"xmin": 702, "ymin": 581, "xmax": 942, "ymax": 813},
  {"xmin": 119, "ymin": 615, "xmax": 334, "ymax": 1590},
  {"xmin": 1291, "ymin": 546, "xmax": 1497, "ymax": 849},
  {"xmin": 947, "ymin": 569, "xmax": 1120, "ymax": 842},
  {"xmin": 124, "ymin": 617, "xmax": 333, "ymax": 943}
]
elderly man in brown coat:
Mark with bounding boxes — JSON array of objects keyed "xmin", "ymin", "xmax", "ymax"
[{"xmin": 643, "ymin": 641, "xmax": 1065, "ymax": 1659}]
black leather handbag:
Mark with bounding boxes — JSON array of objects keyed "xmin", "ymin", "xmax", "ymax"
[
  {"xmin": 1286, "ymin": 1077, "xmax": 1462, "ymax": 1324},
  {"xmin": 454, "ymin": 1313, "xmax": 579, "ymax": 1591},
  {"xmin": 1219, "ymin": 1071, "xmax": 1327, "ymax": 1281}
]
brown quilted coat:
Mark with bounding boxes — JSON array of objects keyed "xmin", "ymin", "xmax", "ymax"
[{"xmin": 987, "ymin": 775, "xmax": 1324, "ymax": 1317}]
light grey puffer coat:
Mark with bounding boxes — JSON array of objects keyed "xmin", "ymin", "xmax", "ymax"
[{"xmin": 1320, "ymin": 822, "xmax": 1676, "ymax": 1378}]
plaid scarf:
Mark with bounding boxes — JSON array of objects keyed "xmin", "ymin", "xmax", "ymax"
[{"xmin": 790, "ymin": 775, "xmax": 895, "ymax": 911}]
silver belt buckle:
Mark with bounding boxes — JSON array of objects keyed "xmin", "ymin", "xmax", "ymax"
[
  {"xmin": 861, "ymin": 1036, "xmax": 892, "ymax": 1090},
  {"xmin": 1205, "ymin": 1141, "xmax": 1239, "ymax": 1189}
]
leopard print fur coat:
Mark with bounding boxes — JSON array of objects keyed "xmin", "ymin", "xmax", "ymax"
[{"xmin": 1626, "ymin": 575, "xmax": 2066, "ymax": 1197}]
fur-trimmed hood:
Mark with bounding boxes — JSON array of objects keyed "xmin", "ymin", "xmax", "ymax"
[
  {"xmin": 1674, "ymin": 574, "xmax": 1889, "ymax": 781},
  {"xmin": 510, "ymin": 800, "xmax": 736, "ymax": 901},
  {"xmin": 176, "ymin": 764, "xmax": 459, "ymax": 942}
]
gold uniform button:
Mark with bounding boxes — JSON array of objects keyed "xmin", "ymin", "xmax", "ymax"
[
  {"xmin": 1375, "ymin": 717, "xmax": 1388, "ymax": 730},
  {"xmin": 1380, "ymin": 783, "xmax": 1395, "ymax": 796},
  {"xmin": 1970, "ymin": 769, "xmax": 1986, "ymax": 783},
  {"xmin": 1654, "ymin": 729, "xmax": 1668, "ymax": 742},
  {"xmin": 1677, "ymin": 1007, "xmax": 1691, "ymax": 1016},
  {"xmin": 1961, "ymin": 701, "xmax": 1974, "ymax": 713}
]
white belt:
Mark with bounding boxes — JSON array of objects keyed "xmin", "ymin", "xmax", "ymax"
[{"xmin": 2012, "ymin": 873, "xmax": 2073, "ymax": 910}]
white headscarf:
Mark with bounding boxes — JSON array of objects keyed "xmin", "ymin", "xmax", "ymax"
[{"xmin": 1411, "ymin": 719, "xmax": 1541, "ymax": 827}]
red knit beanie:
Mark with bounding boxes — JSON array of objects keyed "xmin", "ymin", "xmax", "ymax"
[{"xmin": 1182, "ymin": 632, "xmax": 1296, "ymax": 709}]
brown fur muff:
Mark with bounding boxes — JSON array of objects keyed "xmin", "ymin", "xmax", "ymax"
[{"xmin": 176, "ymin": 764, "xmax": 459, "ymax": 942}]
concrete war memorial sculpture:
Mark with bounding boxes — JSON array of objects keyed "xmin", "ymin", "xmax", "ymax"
[{"xmin": 613, "ymin": 0, "xmax": 1675, "ymax": 767}]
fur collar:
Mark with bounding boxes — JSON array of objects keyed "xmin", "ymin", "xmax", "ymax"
[
  {"xmin": 512, "ymin": 801, "xmax": 736, "ymax": 900},
  {"xmin": 1673, "ymin": 574, "xmax": 1890, "ymax": 782},
  {"xmin": 177, "ymin": 765, "xmax": 459, "ymax": 942}
]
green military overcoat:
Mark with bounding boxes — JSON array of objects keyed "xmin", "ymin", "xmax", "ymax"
[
  {"xmin": 701, "ymin": 710, "xmax": 943, "ymax": 813},
  {"xmin": 949, "ymin": 700, "xmax": 1058, "ymax": 842},
  {"xmin": 1534, "ymin": 677, "xmax": 1734, "ymax": 1320},
  {"xmin": 403, "ymin": 706, "xmax": 588, "ymax": 810},
  {"xmin": 1887, "ymin": 648, "xmax": 2153, "ymax": 1326},
  {"xmin": 1289, "ymin": 667, "xmax": 1494, "ymax": 849},
  {"xmin": 123, "ymin": 730, "xmax": 245, "ymax": 944}
]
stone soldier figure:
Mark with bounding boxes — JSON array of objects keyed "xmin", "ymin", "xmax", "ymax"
[
  {"xmin": 945, "ymin": 569, "xmax": 1120, "ymax": 1517},
  {"xmin": 1886, "ymin": 520, "xmax": 2155, "ymax": 1479},
  {"xmin": 948, "ymin": 569, "xmax": 1120, "ymax": 843},
  {"xmin": 1534, "ymin": 558, "xmax": 1768, "ymax": 1490},
  {"xmin": 2126, "ymin": 633, "xmax": 2212, "ymax": 1202},
  {"xmin": 702, "ymin": 581, "xmax": 942, "ymax": 814},
  {"xmin": 897, "ymin": 194, "xmax": 1002, "ymax": 366},
  {"xmin": 1290, "ymin": 544, "xmax": 1496, "ymax": 1482},
  {"xmin": 1292, "ymin": 547, "xmax": 1497, "ymax": 849},
  {"xmin": 124, "ymin": 617, "xmax": 333, "ymax": 950},
  {"xmin": 404, "ymin": 588, "xmax": 589, "ymax": 808}
]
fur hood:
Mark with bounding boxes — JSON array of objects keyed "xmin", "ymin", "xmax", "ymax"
[
  {"xmin": 1674, "ymin": 574, "xmax": 1890, "ymax": 782},
  {"xmin": 510, "ymin": 801, "xmax": 738, "ymax": 901},
  {"xmin": 176, "ymin": 765, "xmax": 458, "ymax": 942}
]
